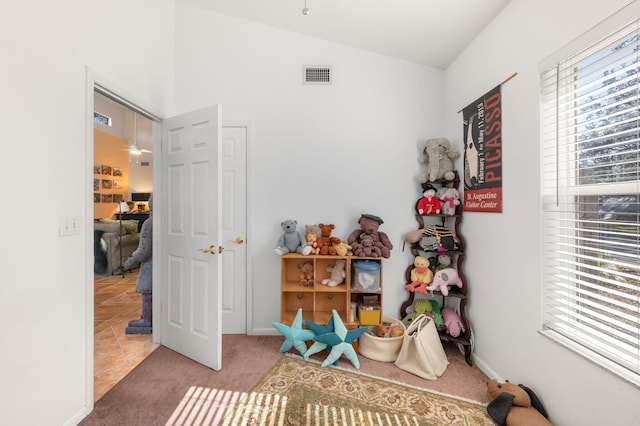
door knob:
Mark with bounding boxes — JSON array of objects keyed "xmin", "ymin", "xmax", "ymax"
[
  {"xmin": 228, "ymin": 236, "xmax": 245, "ymax": 245},
  {"xmin": 198, "ymin": 245, "xmax": 218, "ymax": 255}
]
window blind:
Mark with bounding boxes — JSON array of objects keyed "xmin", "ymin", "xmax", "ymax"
[{"xmin": 541, "ymin": 17, "xmax": 640, "ymax": 378}]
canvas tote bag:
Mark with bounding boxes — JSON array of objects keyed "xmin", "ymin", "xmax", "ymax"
[{"xmin": 394, "ymin": 314, "xmax": 449, "ymax": 380}]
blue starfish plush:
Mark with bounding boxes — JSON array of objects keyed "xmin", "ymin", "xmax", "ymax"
[
  {"xmin": 272, "ymin": 308, "xmax": 315, "ymax": 355},
  {"xmin": 303, "ymin": 316, "xmax": 338, "ymax": 366},
  {"xmin": 313, "ymin": 309, "xmax": 367, "ymax": 368}
]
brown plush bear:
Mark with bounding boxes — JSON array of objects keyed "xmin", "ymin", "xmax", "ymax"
[
  {"xmin": 317, "ymin": 223, "xmax": 341, "ymax": 255},
  {"xmin": 347, "ymin": 214, "xmax": 393, "ymax": 258},
  {"xmin": 486, "ymin": 379, "xmax": 551, "ymax": 426},
  {"xmin": 353, "ymin": 234, "xmax": 382, "ymax": 257},
  {"xmin": 297, "ymin": 262, "xmax": 314, "ymax": 286}
]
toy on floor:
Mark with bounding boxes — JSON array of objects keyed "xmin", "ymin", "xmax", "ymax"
[
  {"xmin": 321, "ymin": 259, "xmax": 346, "ymax": 287},
  {"xmin": 272, "ymin": 308, "xmax": 315, "ymax": 356},
  {"xmin": 312, "ymin": 309, "xmax": 367, "ymax": 368},
  {"xmin": 303, "ymin": 316, "xmax": 339, "ymax": 366},
  {"xmin": 405, "ymin": 256, "xmax": 434, "ymax": 294},
  {"xmin": 441, "ymin": 307, "xmax": 463, "ymax": 337},
  {"xmin": 274, "ymin": 219, "xmax": 312, "ymax": 256},
  {"xmin": 425, "ymin": 267, "xmax": 463, "ymax": 296},
  {"xmin": 486, "ymin": 379, "xmax": 551, "ymax": 426}
]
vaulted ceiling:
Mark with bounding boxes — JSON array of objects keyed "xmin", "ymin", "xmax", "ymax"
[{"xmin": 180, "ymin": 0, "xmax": 511, "ymax": 69}]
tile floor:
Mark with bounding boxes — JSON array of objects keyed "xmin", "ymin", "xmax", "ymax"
[{"xmin": 94, "ymin": 271, "xmax": 158, "ymax": 402}]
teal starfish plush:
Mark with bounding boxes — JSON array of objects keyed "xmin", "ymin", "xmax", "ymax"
[
  {"xmin": 303, "ymin": 316, "xmax": 339, "ymax": 366},
  {"xmin": 272, "ymin": 308, "xmax": 315, "ymax": 355},
  {"xmin": 313, "ymin": 309, "xmax": 367, "ymax": 368}
]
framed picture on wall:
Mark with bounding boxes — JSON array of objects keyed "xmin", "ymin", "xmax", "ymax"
[
  {"xmin": 113, "ymin": 194, "xmax": 124, "ymax": 203},
  {"xmin": 101, "ymin": 165, "xmax": 112, "ymax": 175},
  {"xmin": 93, "ymin": 179, "xmax": 99, "ymax": 191},
  {"xmin": 113, "ymin": 179, "xmax": 122, "ymax": 189},
  {"xmin": 101, "ymin": 179, "xmax": 113, "ymax": 189},
  {"xmin": 113, "ymin": 167, "xmax": 123, "ymax": 177},
  {"xmin": 101, "ymin": 194, "xmax": 113, "ymax": 203},
  {"xmin": 94, "ymin": 193, "xmax": 100, "ymax": 203},
  {"xmin": 94, "ymin": 165, "xmax": 101, "ymax": 174}
]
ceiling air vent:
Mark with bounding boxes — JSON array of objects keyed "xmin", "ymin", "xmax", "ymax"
[{"xmin": 303, "ymin": 65, "xmax": 332, "ymax": 85}]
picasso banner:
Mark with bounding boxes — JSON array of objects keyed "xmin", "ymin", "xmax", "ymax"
[{"xmin": 462, "ymin": 85, "xmax": 502, "ymax": 213}]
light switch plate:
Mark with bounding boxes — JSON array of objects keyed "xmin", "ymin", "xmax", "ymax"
[{"xmin": 59, "ymin": 216, "xmax": 80, "ymax": 237}]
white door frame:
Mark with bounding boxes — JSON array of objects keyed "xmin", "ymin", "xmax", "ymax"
[
  {"xmin": 222, "ymin": 120, "xmax": 253, "ymax": 335},
  {"xmin": 85, "ymin": 68, "xmax": 163, "ymax": 413}
]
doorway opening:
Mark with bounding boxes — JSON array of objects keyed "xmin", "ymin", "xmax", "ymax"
[{"xmin": 92, "ymin": 91, "xmax": 157, "ymax": 401}]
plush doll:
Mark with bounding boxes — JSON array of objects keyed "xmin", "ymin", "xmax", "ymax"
[
  {"xmin": 425, "ymin": 267, "xmax": 463, "ymax": 296},
  {"xmin": 332, "ymin": 241, "xmax": 352, "ymax": 256},
  {"xmin": 347, "ymin": 214, "xmax": 393, "ymax": 258},
  {"xmin": 305, "ymin": 227, "xmax": 320, "ymax": 255},
  {"xmin": 321, "ymin": 259, "xmax": 346, "ymax": 287},
  {"xmin": 416, "ymin": 183, "xmax": 442, "ymax": 215},
  {"xmin": 441, "ymin": 307, "xmax": 463, "ymax": 337},
  {"xmin": 486, "ymin": 380, "xmax": 551, "ymax": 426},
  {"xmin": 436, "ymin": 254, "xmax": 452, "ymax": 270},
  {"xmin": 317, "ymin": 223, "xmax": 341, "ymax": 255},
  {"xmin": 405, "ymin": 256, "xmax": 434, "ymax": 293},
  {"xmin": 298, "ymin": 262, "xmax": 314, "ymax": 286},
  {"xmin": 417, "ymin": 138, "xmax": 460, "ymax": 183},
  {"xmin": 274, "ymin": 219, "xmax": 312, "ymax": 256},
  {"xmin": 438, "ymin": 187, "xmax": 461, "ymax": 215}
]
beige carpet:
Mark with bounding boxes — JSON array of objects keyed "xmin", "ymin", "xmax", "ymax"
[{"xmin": 170, "ymin": 355, "xmax": 494, "ymax": 425}]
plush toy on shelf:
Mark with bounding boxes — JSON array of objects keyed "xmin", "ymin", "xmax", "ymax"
[
  {"xmin": 416, "ymin": 183, "xmax": 442, "ymax": 215},
  {"xmin": 438, "ymin": 187, "xmax": 461, "ymax": 216},
  {"xmin": 417, "ymin": 138, "xmax": 460, "ymax": 183},
  {"xmin": 441, "ymin": 307, "xmax": 463, "ymax": 337},
  {"xmin": 405, "ymin": 256, "xmax": 434, "ymax": 294},
  {"xmin": 332, "ymin": 241, "xmax": 352, "ymax": 256},
  {"xmin": 425, "ymin": 267, "xmax": 463, "ymax": 296},
  {"xmin": 347, "ymin": 214, "xmax": 393, "ymax": 258},
  {"xmin": 298, "ymin": 262, "xmax": 314, "ymax": 287},
  {"xmin": 353, "ymin": 234, "xmax": 382, "ymax": 257},
  {"xmin": 274, "ymin": 219, "xmax": 312, "ymax": 256},
  {"xmin": 321, "ymin": 259, "xmax": 346, "ymax": 287},
  {"xmin": 305, "ymin": 224, "xmax": 321, "ymax": 255},
  {"xmin": 436, "ymin": 254, "xmax": 453, "ymax": 270},
  {"xmin": 486, "ymin": 380, "xmax": 551, "ymax": 426},
  {"xmin": 317, "ymin": 223, "xmax": 341, "ymax": 255}
]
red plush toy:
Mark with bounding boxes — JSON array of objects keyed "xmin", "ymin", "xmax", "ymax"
[{"xmin": 416, "ymin": 183, "xmax": 441, "ymax": 215}]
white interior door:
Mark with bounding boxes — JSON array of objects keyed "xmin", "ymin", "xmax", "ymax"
[
  {"xmin": 160, "ymin": 105, "xmax": 222, "ymax": 370},
  {"xmin": 221, "ymin": 125, "xmax": 247, "ymax": 334}
]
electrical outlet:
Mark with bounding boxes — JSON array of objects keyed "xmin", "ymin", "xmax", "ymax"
[{"xmin": 59, "ymin": 216, "xmax": 80, "ymax": 237}]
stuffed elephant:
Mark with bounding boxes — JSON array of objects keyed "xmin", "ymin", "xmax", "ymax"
[
  {"xmin": 425, "ymin": 267, "xmax": 463, "ymax": 296},
  {"xmin": 418, "ymin": 138, "xmax": 460, "ymax": 183}
]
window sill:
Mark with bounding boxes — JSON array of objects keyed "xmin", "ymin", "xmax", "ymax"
[{"xmin": 538, "ymin": 329, "xmax": 640, "ymax": 389}]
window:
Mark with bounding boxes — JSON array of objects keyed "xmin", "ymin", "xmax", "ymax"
[
  {"xmin": 94, "ymin": 111, "xmax": 112, "ymax": 126},
  {"xmin": 541, "ymin": 11, "xmax": 640, "ymax": 382}
]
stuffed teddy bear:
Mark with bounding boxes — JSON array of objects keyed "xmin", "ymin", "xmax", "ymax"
[
  {"xmin": 417, "ymin": 138, "xmax": 460, "ymax": 183},
  {"xmin": 405, "ymin": 256, "xmax": 434, "ymax": 293},
  {"xmin": 416, "ymin": 183, "xmax": 442, "ymax": 215},
  {"xmin": 298, "ymin": 262, "xmax": 314, "ymax": 286},
  {"xmin": 486, "ymin": 380, "xmax": 551, "ymax": 426},
  {"xmin": 305, "ymin": 226, "xmax": 320, "ymax": 255},
  {"xmin": 425, "ymin": 267, "xmax": 463, "ymax": 296},
  {"xmin": 321, "ymin": 259, "xmax": 346, "ymax": 287},
  {"xmin": 274, "ymin": 219, "xmax": 312, "ymax": 256},
  {"xmin": 438, "ymin": 187, "xmax": 460, "ymax": 215},
  {"xmin": 347, "ymin": 214, "xmax": 393, "ymax": 258},
  {"xmin": 441, "ymin": 307, "xmax": 463, "ymax": 337},
  {"xmin": 317, "ymin": 223, "xmax": 341, "ymax": 255},
  {"xmin": 332, "ymin": 241, "xmax": 352, "ymax": 256},
  {"xmin": 353, "ymin": 234, "xmax": 382, "ymax": 257}
]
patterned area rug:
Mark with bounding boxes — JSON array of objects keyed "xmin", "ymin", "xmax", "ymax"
[{"xmin": 220, "ymin": 355, "xmax": 493, "ymax": 425}]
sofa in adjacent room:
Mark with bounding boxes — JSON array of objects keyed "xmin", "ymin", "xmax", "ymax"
[{"xmin": 94, "ymin": 219, "xmax": 140, "ymax": 276}]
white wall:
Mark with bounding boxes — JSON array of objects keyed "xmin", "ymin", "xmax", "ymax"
[
  {"xmin": 0, "ymin": 1, "xmax": 174, "ymax": 425},
  {"xmin": 174, "ymin": 4, "xmax": 446, "ymax": 333},
  {"xmin": 444, "ymin": 0, "xmax": 640, "ymax": 425}
]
